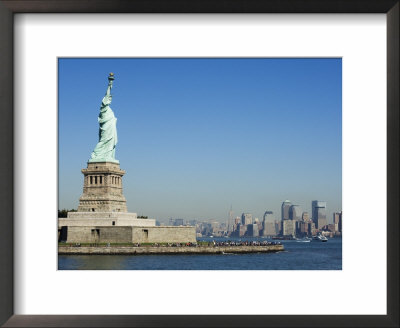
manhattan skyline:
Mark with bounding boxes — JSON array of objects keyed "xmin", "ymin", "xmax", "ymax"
[{"xmin": 58, "ymin": 58, "xmax": 342, "ymax": 222}]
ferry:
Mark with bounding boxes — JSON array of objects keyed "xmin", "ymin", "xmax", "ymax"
[
  {"xmin": 272, "ymin": 236, "xmax": 296, "ymax": 240},
  {"xmin": 296, "ymin": 237, "xmax": 311, "ymax": 243},
  {"xmin": 313, "ymin": 234, "xmax": 328, "ymax": 242}
]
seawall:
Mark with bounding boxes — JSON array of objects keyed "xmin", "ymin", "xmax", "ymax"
[{"xmin": 58, "ymin": 245, "xmax": 284, "ymax": 255}]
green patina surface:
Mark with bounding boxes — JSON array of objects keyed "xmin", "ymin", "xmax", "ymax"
[{"xmin": 89, "ymin": 73, "xmax": 119, "ymax": 164}]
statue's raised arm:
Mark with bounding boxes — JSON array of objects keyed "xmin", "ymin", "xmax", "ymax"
[
  {"xmin": 89, "ymin": 73, "xmax": 119, "ymax": 164},
  {"xmin": 107, "ymin": 72, "xmax": 114, "ymax": 92},
  {"xmin": 101, "ymin": 73, "xmax": 114, "ymax": 108}
]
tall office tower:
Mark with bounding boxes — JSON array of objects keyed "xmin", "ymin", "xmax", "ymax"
[
  {"xmin": 289, "ymin": 205, "xmax": 302, "ymax": 221},
  {"xmin": 262, "ymin": 221, "xmax": 278, "ymax": 236},
  {"xmin": 257, "ymin": 221, "xmax": 263, "ymax": 233},
  {"xmin": 333, "ymin": 212, "xmax": 340, "ymax": 231},
  {"xmin": 238, "ymin": 224, "xmax": 247, "ymax": 237},
  {"xmin": 312, "ymin": 201, "xmax": 327, "ymax": 229},
  {"xmin": 302, "ymin": 212, "xmax": 310, "ymax": 222},
  {"xmin": 227, "ymin": 206, "xmax": 234, "ymax": 233},
  {"xmin": 338, "ymin": 211, "xmax": 343, "ymax": 233},
  {"xmin": 297, "ymin": 221, "xmax": 309, "ymax": 236},
  {"xmin": 315, "ymin": 207, "xmax": 327, "ymax": 229},
  {"xmin": 275, "ymin": 220, "xmax": 282, "ymax": 235},
  {"xmin": 261, "ymin": 211, "xmax": 274, "ymax": 236},
  {"xmin": 281, "ymin": 200, "xmax": 292, "ymax": 220},
  {"xmin": 282, "ymin": 219, "xmax": 296, "ymax": 236},
  {"xmin": 308, "ymin": 222, "xmax": 317, "ymax": 235},
  {"xmin": 247, "ymin": 223, "xmax": 259, "ymax": 237},
  {"xmin": 241, "ymin": 213, "xmax": 253, "ymax": 225},
  {"xmin": 188, "ymin": 219, "xmax": 197, "ymax": 226},
  {"xmin": 174, "ymin": 218, "xmax": 185, "ymax": 226},
  {"xmin": 263, "ymin": 211, "xmax": 274, "ymax": 222},
  {"xmin": 210, "ymin": 221, "xmax": 220, "ymax": 235}
]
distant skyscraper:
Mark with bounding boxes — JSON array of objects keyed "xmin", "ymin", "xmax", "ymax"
[
  {"xmin": 238, "ymin": 224, "xmax": 247, "ymax": 237},
  {"xmin": 282, "ymin": 219, "xmax": 296, "ymax": 236},
  {"xmin": 234, "ymin": 217, "xmax": 241, "ymax": 226},
  {"xmin": 333, "ymin": 212, "xmax": 340, "ymax": 231},
  {"xmin": 169, "ymin": 218, "xmax": 184, "ymax": 226},
  {"xmin": 262, "ymin": 212, "xmax": 279, "ymax": 237},
  {"xmin": 262, "ymin": 221, "xmax": 278, "ymax": 236},
  {"xmin": 248, "ymin": 223, "xmax": 259, "ymax": 237},
  {"xmin": 312, "ymin": 201, "xmax": 327, "ymax": 229},
  {"xmin": 241, "ymin": 213, "xmax": 252, "ymax": 225},
  {"xmin": 227, "ymin": 206, "xmax": 234, "ymax": 233},
  {"xmin": 302, "ymin": 212, "xmax": 310, "ymax": 222},
  {"xmin": 275, "ymin": 220, "xmax": 282, "ymax": 235},
  {"xmin": 188, "ymin": 219, "xmax": 197, "ymax": 226},
  {"xmin": 308, "ymin": 222, "xmax": 317, "ymax": 235},
  {"xmin": 296, "ymin": 221, "xmax": 309, "ymax": 236},
  {"xmin": 339, "ymin": 212, "xmax": 342, "ymax": 233},
  {"xmin": 263, "ymin": 211, "xmax": 274, "ymax": 222},
  {"xmin": 176, "ymin": 218, "xmax": 184, "ymax": 226},
  {"xmin": 281, "ymin": 200, "xmax": 291, "ymax": 220},
  {"xmin": 289, "ymin": 205, "xmax": 302, "ymax": 221}
]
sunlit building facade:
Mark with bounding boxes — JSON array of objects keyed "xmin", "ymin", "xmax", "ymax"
[
  {"xmin": 312, "ymin": 201, "xmax": 327, "ymax": 229},
  {"xmin": 241, "ymin": 213, "xmax": 253, "ymax": 225},
  {"xmin": 289, "ymin": 205, "xmax": 302, "ymax": 221},
  {"xmin": 281, "ymin": 200, "xmax": 291, "ymax": 220}
]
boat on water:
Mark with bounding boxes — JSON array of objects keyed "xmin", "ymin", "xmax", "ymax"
[
  {"xmin": 272, "ymin": 236, "xmax": 296, "ymax": 240},
  {"xmin": 313, "ymin": 234, "xmax": 328, "ymax": 242},
  {"xmin": 296, "ymin": 237, "xmax": 311, "ymax": 242}
]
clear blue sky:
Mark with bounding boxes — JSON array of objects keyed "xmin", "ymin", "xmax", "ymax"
[{"xmin": 59, "ymin": 58, "xmax": 342, "ymax": 223}]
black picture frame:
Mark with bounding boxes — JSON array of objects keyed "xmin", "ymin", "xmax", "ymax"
[{"xmin": 0, "ymin": 1, "xmax": 398, "ymax": 327}]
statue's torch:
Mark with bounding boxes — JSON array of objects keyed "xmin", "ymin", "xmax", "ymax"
[{"xmin": 106, "ymin": 73, "xmax": 114, "ymax": 95}]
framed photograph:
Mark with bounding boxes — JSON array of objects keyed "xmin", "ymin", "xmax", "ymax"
[{"xmin": 0, "ymin": 0, "xmax": 398, "ymax": 327}]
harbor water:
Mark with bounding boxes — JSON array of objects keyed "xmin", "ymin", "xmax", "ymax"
[{"xmin": 58, "ymin": 237, "xmax": 342, "ymax": 270}]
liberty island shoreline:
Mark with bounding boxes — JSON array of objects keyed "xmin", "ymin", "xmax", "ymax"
[{"xmin": 58, "ymin": 243, "xmax": 284, "ymax": 255}]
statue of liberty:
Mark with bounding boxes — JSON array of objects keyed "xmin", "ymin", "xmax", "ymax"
[{"xmin": 89, "ymin": 73, "xmax": 119, "ymax": 163}]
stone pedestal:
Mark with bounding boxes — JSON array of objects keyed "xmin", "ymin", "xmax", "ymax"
[
  {"xmin": 59, "ymin": 212, "xmax": 156, "ymax": 228},
  {"xmin": 77, "ymin": 161, "xmax": 128, "ymax": 212}
]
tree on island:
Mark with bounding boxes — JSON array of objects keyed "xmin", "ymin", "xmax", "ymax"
[{"xmin": 58, "ymin": 209, "xmax": 77, "ymax": 218}]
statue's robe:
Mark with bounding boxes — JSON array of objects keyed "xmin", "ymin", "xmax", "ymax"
[{"xmin": 90, "ymin": 93, "xmax": 118, "ymax": 162}]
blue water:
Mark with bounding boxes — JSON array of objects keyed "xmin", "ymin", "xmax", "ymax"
[{"xmin": 58, "ymin": 237, "xmax": 342, "ymax": 270}]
